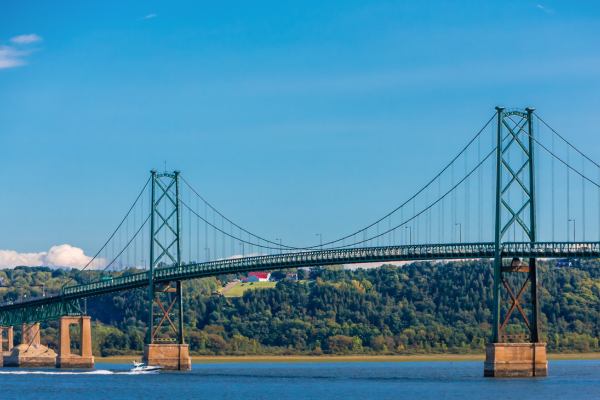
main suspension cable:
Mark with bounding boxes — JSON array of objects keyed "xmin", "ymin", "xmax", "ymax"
[
  {"xmin": 182, "ymin": 113, "xmax": 496, "ymax": 250},
  {"xmin": 61, "ymin": 177, "xmax": 151, "ymax": 288}
]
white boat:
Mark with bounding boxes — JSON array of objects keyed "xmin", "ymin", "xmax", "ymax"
[{"xmin": 130, "ymin": 361, "xmax": 163, "ymax": 372}]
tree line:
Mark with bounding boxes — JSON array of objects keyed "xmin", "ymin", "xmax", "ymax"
[{"xmin": 0, "ymin": 259, "xmax": 598, "ymax": 356}]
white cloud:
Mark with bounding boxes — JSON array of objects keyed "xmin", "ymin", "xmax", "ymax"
[
  {"xmin": 142, "ymin": 13, "xmax": 157, "ymax": 20},
  {"xmin": 0, "ymin": 244, "xmax": 105, "ymax": 269},
  {"xmin": 536, "ymin": 4, "xmax": 555, "ymax": 14},
  {"xmin": 0, "ymin": 46, "xmax": 27, "ymax": 69},
  {"xmin": 10, "ymin": 33, "xmax": 42, "ymax": 44},
  {"xmin": 0, "ymin": 33, "xmax": 42, "ymax": 70}
]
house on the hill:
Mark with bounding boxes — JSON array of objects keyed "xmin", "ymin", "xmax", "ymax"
[{"xmin": 243, "ymin": 271, "xmax": 271, "ymax": 282}]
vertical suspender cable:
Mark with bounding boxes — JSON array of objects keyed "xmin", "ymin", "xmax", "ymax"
[
  {"xmin": 582, "ymin": 158, "xmax": 586, "ymax": 241},
  {"xmin": 465, "ymin": 150, "xmax": 469, "ymax": 242},
  {"xmin": 141, "ymin": 187, "xmax": 145, "ymax": 267},
  {"xmin": 204, "ymin": 203, "xmax": 208, "ymax": 261},
  {"xmin": 188, "ymin": 188, "xmax": 192, "ymax": 262},
  {"xmin": 213, "ymin": 211, "xmax": 217, "ymax": 259},
  {"xmin": 222, "ymin": 216, "xmax": 225, "ymax": 258},
  {"xmin": 388, "ymin": 216, "xmax": 392, "ymax": 246},
  {"xmin": 478, "ymin": 133, "xmax": 482, "ymax": 241},
  {"xmin": 413, "ymin": 200, "xmax": 417, "ymax": 244},
  {"xmin": 131, "ymin": 199, "xmax": 137, "ymax": 267},
  {"xmin": 567, "ymin": 147, "xmax": 570, "ymax": 241},
  {"xmin": 438, "ymin": 179, "xmax": 442, "ymax": 243},
  {"xmin": 551, "ymin": 131, "xmax": 555, "ymax": 242},
  {"xmin": 451, "ymin": 163, "xmax": 455, "ymax": 241},
  {"xmin": 196, "ymin": 197, "xmax": 200, "ymax": 262}
]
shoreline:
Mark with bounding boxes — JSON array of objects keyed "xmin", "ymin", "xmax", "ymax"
[{"xmin": 96, "ymin": 352, "xmax": 600, "ymax": 364}]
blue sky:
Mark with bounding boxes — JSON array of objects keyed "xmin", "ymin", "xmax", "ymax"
[{"xmin": 1, "ymin": 1, "xmax": 600, "ymax": 266}]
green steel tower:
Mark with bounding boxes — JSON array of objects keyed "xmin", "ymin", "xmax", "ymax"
[
  {"xmin": 491, "ymin": 107, "xmax": 540, "ymax": 343},
  {"xmin": 146, "ymin": 170, "xmax": 185, "ymax": 345}
]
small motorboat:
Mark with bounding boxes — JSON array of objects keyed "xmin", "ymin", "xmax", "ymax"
[{"xmin": 130, "ymin": 361, "xmax": 163, "ymax": 373}]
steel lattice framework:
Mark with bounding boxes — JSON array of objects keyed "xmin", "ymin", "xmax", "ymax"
[
  {"xmin": 147, "ymin": 170, "xmax": 185, "ymax": 345},
  {"xmin": 492, "ymin": 108, "xmax": 539, "ymax": 343}
]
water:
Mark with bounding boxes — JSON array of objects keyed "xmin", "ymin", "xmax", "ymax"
[{"xmin": 1, "ymin": 360, "xmax": 599, "ymax": 400}]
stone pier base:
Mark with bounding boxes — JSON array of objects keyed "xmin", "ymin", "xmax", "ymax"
[
  {"xmin": 484, "ymin": 342, "xmax": 547, "ymax": 377},
  {"xmin": 3, "ymin": 344, "xmax": 57, "ymax": 367},
  {"xmin": 1, "ymin": 326, "xmax": 15, "ymax": 365},
  {"xmin": 143, "ymin": 344, "xmax": 191, "ymax": 370},
  {"xmin": 4, "ymin": 323, "xmax": 56, "ymax": 367},
  {"xmin": 56, "ymin": 316, "xmax": 94, "ymax": 369}
]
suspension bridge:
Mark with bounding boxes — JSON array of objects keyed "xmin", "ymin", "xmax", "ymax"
[{"xmin": 1, "ymin": 107, "xmax": 599, "ymax": 376}]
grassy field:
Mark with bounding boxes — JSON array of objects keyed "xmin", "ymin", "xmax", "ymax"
[
  {"xmin": 222, "ymin": 281, "xmax": 276, "ymax": 297},
  {"xmin": 97, "ymin": 353, "xmax": 600, "ymax": 364}
]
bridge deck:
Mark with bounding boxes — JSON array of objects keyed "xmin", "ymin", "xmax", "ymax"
[{"xmin": 1, "ymin": 242, "xmax": 598, "ymax": 325}]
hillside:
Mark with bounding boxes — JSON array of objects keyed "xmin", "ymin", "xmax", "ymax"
[{"xmin": 0, "ymin": 260, "xmax": 598, "ymax": 356}]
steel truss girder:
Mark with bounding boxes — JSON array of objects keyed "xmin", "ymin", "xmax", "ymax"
[
  {"xmin": 2, "ymin": 241, "xmax": 600, "ymax": 324},
  {"xmin": 0, "ymin": 299, "xmax": 82, "ymax": 326}
]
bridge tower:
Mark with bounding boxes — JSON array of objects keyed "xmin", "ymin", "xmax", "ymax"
[
  {"xmin": 142, "ymin": 170, "xmax": 191, "ymax": 370},
  {"xmin": 485, "ymin": 107, "xmax": 547, "ymax": 377}
]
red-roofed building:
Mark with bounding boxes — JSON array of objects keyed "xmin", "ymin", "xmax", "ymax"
[{"xmin": 244, "ymin": 271, "xmax": 271, "ymax": 282}]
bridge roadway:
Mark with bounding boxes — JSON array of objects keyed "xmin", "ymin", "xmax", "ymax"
[{"xmin": 1, "ymin": 241, "xmax": 599, "ymax": 325}]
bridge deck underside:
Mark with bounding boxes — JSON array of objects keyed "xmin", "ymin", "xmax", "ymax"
[{"xmin": 1, "ymin": 241, "xmax": 598, "ymax": 325}]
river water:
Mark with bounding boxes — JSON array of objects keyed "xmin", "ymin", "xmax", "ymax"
[{"xmin": 0, "ymin": 360, "xmax": 599, "ymax": 399}]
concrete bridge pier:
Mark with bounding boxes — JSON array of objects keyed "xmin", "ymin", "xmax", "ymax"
[
  {"xmin": 484, "ymin": 343, "xmax": 548, "ymax": 377},
  {"xmin": 4, "ymin": 323, "xmax": 56, "ymax": 367},
  {"xmin": 22, "ymin": 322, "xmax": 41, "ymax": 345},
  {"xmin": 143, "ymin": 344, "xmax": 191, "ymax": 371},
  {"xmin": 0, "ymin": 326, "xmax": 14, "ymax": 367},
  {"xmin": 56, "ymin": 316, "xmax": 94, "ymax": 369},
  {"xmin": 0, "ymin": 326, "xmax": 14, "ymax": 366}
]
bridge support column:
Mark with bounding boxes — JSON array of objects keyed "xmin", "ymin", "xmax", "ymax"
[
  {"xmin": 6, "ymin": 326, "xmax": 14, "ymax": 352},
  {"xmin": 4, "ymin": 323, "xmax": 56, "ymax": 367},
  {"xmin": 56, "ymin": 316, "xmax": 94, "ymax": 369},
  {"xmin": 484, "ymin": 343, "xmax": 547, "ymax": 377},
  {"xmin": 0, "ymin": 326, "xmax": 14, "ymax": 366},
  {"xmin": 143, "ymin": 343, "xmax": 191, "ymax": 370},
  {"xmin": 21, "ymin": 322, "xmax": 41, "ymax": 345}
]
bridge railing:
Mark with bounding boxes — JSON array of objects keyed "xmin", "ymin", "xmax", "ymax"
[
  {"xmin": 151, "ymin": 242, "xmax": 498, "ymax": 282},
  {"xmin": 503, "ymin": 241, "xmax": 600, "ymax": 257},
  {"xmin": 62, "ymin": 270, "xmax": 149, "ymax": 297},
  {"xmin": 2, "ymin": 241, "xmax": 599, "ymax": 312}
]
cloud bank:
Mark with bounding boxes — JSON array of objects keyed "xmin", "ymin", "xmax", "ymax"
[
  {"xmin": 0, "ymin": 33, "xmax": 42, "ymax": 70},
  {"xmin": 10, "ymin": 34, "xmax": 42, "ymax": 44},
  {"xmin": 0, "ymin": 244, "xmax": 104, "ymax": 269}
]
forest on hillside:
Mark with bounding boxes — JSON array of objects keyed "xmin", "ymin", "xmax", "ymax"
[{"xmin": 0, "ymin": 260, "xmax": 599, "ymax": 356}]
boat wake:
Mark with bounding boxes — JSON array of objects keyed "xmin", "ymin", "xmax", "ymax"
[{"xmin": 0, "ymin": 369, "xmax": 159, "ymax": 375}]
